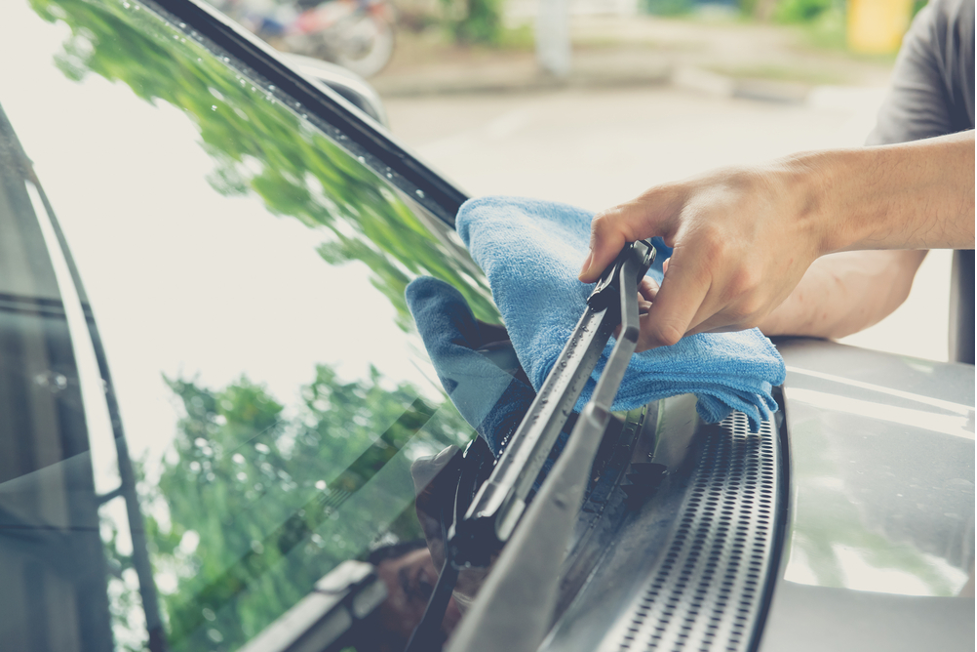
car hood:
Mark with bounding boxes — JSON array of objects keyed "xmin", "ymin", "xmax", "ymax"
[{"xmin": 760, "ymin": 337, "xmax": 975, "ymax": 652}]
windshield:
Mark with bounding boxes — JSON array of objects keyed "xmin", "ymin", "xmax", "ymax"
[{"xmin": 0, "ymin": 1, "xmax": 501, "ymax": 651}]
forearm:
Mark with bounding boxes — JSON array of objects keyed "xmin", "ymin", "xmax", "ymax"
[
  {"xmin": 758, "ymin": 249, "xmax": 927, "ymax": 338},
  {"xmin": 795, "ymin": 130, "xmax": 975, "ymax": 254}
]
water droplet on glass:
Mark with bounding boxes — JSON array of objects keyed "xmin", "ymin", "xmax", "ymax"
[
  {"xmin": 239, "ymin": 79, "xmax": 246, "ymax": 85},
  {"xmin": 301, "ymin": 113, "xmax": 307, "ymax": 119},
  {"xmin": 202, "ymin": 608, "xmax": 215, "ymax": 621},
  {"xmin": 415, "ymin": 189, "xmax": 425, "ymax": 199},
  {"xmin": 54, "ymin": 374, "xmax": 68, "ymax": 390},
  {"xmin": 251, "ymin": 86, "xmax": 256, "ymax": 92},
  {"xmin": 122, "ymin": 1, "xmax": 130, "ymax": 7},
  {"xmin": 386, "ymin": 172, "xmax": 392, "ymax": 179},
  {"xmin": 315, "ymin": 480, "xmax": 326, "ymax": 490},
  {"xmin": 222, "ymin": 57, "xmax": 229, "ymax": 63},
  {"xmin": 211, "ymin": 105, "xmax": 217, "ymax": 111},
  {"xmin": 197, "ymin": 57, "xmax": 202, "ymax": 63},
  {"xmin": 207, "ymin": 629, "xmax": 223, "ymax": 643},
  {"xmin": 268, "ymin": 85, "xmax": 275, "ymax": 91},
  {"xmin": 357, "ymin": 156, "xmax": 365, "ymax": 163}
]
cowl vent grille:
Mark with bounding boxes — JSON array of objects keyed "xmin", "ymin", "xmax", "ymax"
[{"xmin": 615, "ymin": 412, "xmax": 780, "ymax": 652}]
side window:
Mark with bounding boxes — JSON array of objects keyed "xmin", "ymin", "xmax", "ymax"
[{"xmin": 4, "ymin": 1, "xmax": 498, "ymax": 651}]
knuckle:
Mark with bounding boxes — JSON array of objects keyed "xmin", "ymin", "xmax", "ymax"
[
  {"xmin": 590, "ymin": 210, "xmax": 617, "ymax": 235},
  {"xmin": 726, "ymin": 266, "xmax": 761, "ymax": 299},
  {"xmin": 652, "ymin": 321, "xmax": 684, "ymax": 347},
  {"xmin": 693, "ymin": 227, "xmax": 726, "ymax": 260}
]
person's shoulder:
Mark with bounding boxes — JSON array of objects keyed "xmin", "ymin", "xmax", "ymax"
[{"xmin": 917, "ymin": 0, "xmax": 974, "ymax": 40}]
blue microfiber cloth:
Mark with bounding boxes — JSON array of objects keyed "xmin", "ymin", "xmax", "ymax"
[
  {"xmin": 405, "ymin": 277, "xmax": 534, "ymax": 456},
  {"xmin": 456, "ymin": 196, "xmax": 786, "ymax": 430}
]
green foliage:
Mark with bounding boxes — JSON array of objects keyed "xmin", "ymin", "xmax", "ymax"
[
  {"xmin": 140, "ymin": 367, "xmax": 473, "ymax": 651},
  {"xmin": 30, "ymin": 0, "xmax": 499, "ymax": 330},
  {"xmin": 439, "ymin": 0, "xmax": 504, "ymax": 44},
  {"xmin": 791, "ymin": 1, "xmax": 848, "ymax": 50},
  {"xmin": 773, "ymin": 0, "xmax": 835, "ymax": 23},
  {"xmin": 642, "ymin": 0, "xmax": 695, "ymax": 16}
]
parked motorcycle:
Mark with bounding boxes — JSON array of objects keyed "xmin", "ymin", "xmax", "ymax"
[{"xmin": 215, "ymin": 0, "xmax": 395, "ymax": 78}]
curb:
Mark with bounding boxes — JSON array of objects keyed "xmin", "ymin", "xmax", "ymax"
[
  {"xmin": 373, "ymin": 59, "xmax": 811, "ymax": 104},
  {"xmin": 671, "ymin": 66, "xmax": 811, "ymax": 103},
  {"xmin": 371, "ymin": 63, "xmax": 672, "ymax": 97}
]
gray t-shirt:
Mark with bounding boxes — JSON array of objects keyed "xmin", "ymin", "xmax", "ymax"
[{"xmin": 866, "ymin": 0, "xmax": 975, "ymax": 364}]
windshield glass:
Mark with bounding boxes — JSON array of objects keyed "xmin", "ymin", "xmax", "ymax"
[{"xmin": 0, "ymin": 1, "xmax": 500, "ymax": 650}]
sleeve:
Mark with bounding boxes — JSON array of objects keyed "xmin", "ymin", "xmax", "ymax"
[{"xmin": 867, "ymin": 0, "xmax": 975, "ymax": 146}]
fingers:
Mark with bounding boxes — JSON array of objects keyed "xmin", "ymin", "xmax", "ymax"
[
  {"xmin": 579, "ymin": 188, "xmax": 682, "ymax": 283},
  {"xmin": 635, "ymin": 252, "xmax": 710, "ymax": 351},
  {"xmin": 637, "ymin": 276, "xmax": 658, "ymax": 303},
  {"xmin": 579, "ymin": 206, "xmax": 632, "ymax": 282}
]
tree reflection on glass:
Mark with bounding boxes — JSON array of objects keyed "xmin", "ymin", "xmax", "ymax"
[
  {"xmin": 26, "ymin": 1, "xmax": 496, "ymax": 648},
  {"xmin": 137, "ymin": 366, "xmax": 472, "ymax": 651},
  {"xmin": 29, "ymin": 0, "xmax": 497, "ymax": 330}
]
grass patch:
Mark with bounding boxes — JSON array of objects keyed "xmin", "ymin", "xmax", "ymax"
[{"xmin": 495, "ymin": 23, "xmax": 535, "ymax": 50}]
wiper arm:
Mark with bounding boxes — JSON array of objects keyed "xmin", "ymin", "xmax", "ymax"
[{"xmin": 444, "ymin": 240, "xmax": 654, "ymax": 652}]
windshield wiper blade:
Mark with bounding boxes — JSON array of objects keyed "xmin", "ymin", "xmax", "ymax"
[{"xmin": 443, "ymin": 240, "xmax": 655, "ymax": 652}]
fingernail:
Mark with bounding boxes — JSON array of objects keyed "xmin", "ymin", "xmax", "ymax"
[{"xmin": 579, "ymin": 251, "xmax": 594, "ymax": 278}]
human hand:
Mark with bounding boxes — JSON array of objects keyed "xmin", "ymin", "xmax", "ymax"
[{"xmin": 580, "ymin": 163, "xmax": 825, "ymax": 351}]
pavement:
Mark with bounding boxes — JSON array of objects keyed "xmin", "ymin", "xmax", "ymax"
[{"xmin": 370, "ymin": 13, "xmax": 895, "ymax": 102}]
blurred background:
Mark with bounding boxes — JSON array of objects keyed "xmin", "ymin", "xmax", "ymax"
[{"xmin": 211, "ymin": 0, "xmax": 952, "ymax": 363}]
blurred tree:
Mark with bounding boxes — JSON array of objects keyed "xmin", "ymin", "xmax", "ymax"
[
  {"xmin": 773, "ymin": 0, "xmax": 834, "ymax": 23},
  {"xmin": 439, "ymin": 0, "xmax": 504, "ymax": 43},
  {"xmin": 642, "ymin": 0, "xmax": 694, "ymax": 16}
]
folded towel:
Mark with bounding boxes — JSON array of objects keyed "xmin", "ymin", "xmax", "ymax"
[
  {"xmin": 406, "ymin": 276, "xmax": 535, "ymax": 456},
  {"xmin": 456, "ymin": 196, "xmax": 786, "ymax": 430}
]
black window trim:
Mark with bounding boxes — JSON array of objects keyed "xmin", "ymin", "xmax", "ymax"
[{"xmin": 151, "ymin": 0, "xmax": 470, "ymax": 227}]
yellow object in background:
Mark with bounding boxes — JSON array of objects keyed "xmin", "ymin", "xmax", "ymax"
[{"xmin": 847, "ymin": 0, "xmax": 914, "ymax": 53}]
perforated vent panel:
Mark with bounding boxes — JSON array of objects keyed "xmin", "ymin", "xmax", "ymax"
[{"xmin": 614, "ymin": 412, "xmax": 780, "ymax": 652}]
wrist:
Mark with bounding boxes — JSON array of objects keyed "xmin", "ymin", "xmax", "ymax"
[{"xmin": 773, "ymin": 152, "xmax": 837, "ymax": 258}]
